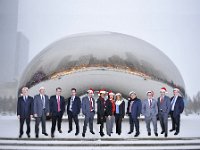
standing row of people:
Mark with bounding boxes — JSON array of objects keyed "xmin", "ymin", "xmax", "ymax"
[{"xmin": 17, "ymin": 86, "xmax": 184, "ymax": 138}]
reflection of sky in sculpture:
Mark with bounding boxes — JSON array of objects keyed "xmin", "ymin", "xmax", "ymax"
[{"xmin": 19, "ymin": 32, "xmax": 185, "ymax": 96}]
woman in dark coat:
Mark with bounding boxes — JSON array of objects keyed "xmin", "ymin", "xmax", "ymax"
[
  {"xmin": 115, "ymin": 93, "xmax": 125, "ymax": 135},
  {"xmin": 97, "ymin": 90, "xmax": 107, "ymax": 137}
]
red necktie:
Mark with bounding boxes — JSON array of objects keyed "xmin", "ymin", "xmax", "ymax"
[
  {"xmin": 57, "ymin": 96, "xmax": 61, "ymax": 112},
  {"xmin": 160, "ymin": 97, "xmax": 164, "ymax": 104}
]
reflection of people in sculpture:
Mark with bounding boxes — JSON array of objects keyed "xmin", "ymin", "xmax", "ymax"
[{"xmin": 17, "ymin": 87, "xmax": 34, "ymax": 138}]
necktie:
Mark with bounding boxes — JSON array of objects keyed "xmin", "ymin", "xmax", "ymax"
[
  {"xmin": 90, "ymin": 97, "xmax": 93, "ymax": 111},
  {"xmin": 57, "ymin": 96, "xmax": 61, "ymax": 112},
  {"xmin": 24, "ymin": 96, "xmax": 26, "ymax": 102},
  {"xmin": 171, "ymin": 97, "xmax": 176, "ymax": 110},
  {"xmin": 150, "ymin": 99, "xmax": 152, "ymax": 108},
  {"xmin": 42, "ymin": 96, "xmax": 45, "ymax": 109},
  {"xmin": 70, "ymin": 97, "xmax": 74, "ymax": 111},
  {"xmin": 160, "ymin": 97, "xmax": 164, "ymax": 104}
]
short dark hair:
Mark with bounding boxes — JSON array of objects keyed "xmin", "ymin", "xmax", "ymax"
[
  {"xmin": 56, "ymin": 87, "xmax": 62, "ymax": 91},
  {"xmin": 71, "ymin": 88, "xmax": 76, "ymax": 92}
]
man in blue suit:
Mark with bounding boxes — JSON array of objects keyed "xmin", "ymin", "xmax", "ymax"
[
  {"xmin": 17, "ymin": 87, "xmax": 33, "ymax": 138},
  {"xmin": 34, "ymin": 87, "xmax": 50, "ymax": 138},
  {"xmin": 67, "ymin": 88, "xmax": 81, "ymax": 136},
  {"xmin": 170, "ymin": 88, "xmax": 184, "ymax": 135},
  {"xmin": 130, "ymin": 91, "xmax": 142, "ymax": 137},
  {"xmin": 157, "ymin": 87, "xmax": 171, "ymax": 137},
  {"xmin": 50, "ymin": 87, "xmax": 66, "ymax": 138},
  {"xmin": 82, "ymin": 89, "xmax": 95, "ymax": 137}
]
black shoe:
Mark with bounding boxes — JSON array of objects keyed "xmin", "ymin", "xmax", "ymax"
[
  {"xmin": 148, "ymin": 132, "xmax": 151, "ymax": 136},
  {"xmin": 36, "ymin": 134, "xmax": 39, "ymax": 138},
  {"xmin": 134, "ymin": 132, "xmax": 140, "ymax": 137},
  {"xmin": 68, "ymin": 130, "xmax": 72, "ymax": 133},
  {"xmin": 164, "ymin": 134, "xmax": 168, "ymax": 137},
  {"xmin": 75, "ymin": 132, "xmax": 79, "ymax": 136},
  {"xmin": 42, "ymin": 133, "xmax": 48, "ymax": 136},
  {"xmin": 174, "ymin": 132, "xmax": 179, "ymax": 135},
  {"xmin": 118, "ymin": 133, "xmax": 121, "ymax": 135},
  {"xmin": 155, "ymin": 133, "xmax": 158, "ymax": 136},
  {"xmin": 51, "ymin": 134, "xmax": 54, "ymax": 138},
  {"xmin": 100, "ymin": 132, "xmax": 105, "ymax": 137},
  {"xmin": 108, "ymin": 134, "xmax": 111, "ymax": 137},
  {"xmin": 82, "ymin": 133, "xmax": 85, "ymax": 137},
  {"xmin": 161, "ymin": 131, "xmax": 165, "ymax": 134},
  {"xmin": 58, "ymin": 130, "xmax": 62, "ymax": 133},
  {"xmin": 19, "ymin": 134, "xmax": 23, "ymax": 138},
  {"xmin": 27, "ymin": 134, "xmax": 30, "ymax": 138},
  {"xmin": 90, "ymin": 131, "xmax": 95, "ymax": 134},
  {"xmin": 111, "ymin": 131, "xmax": 113, "ymax": 133},
  {"xmin": 170, "ymin": 129, "xmax": 175, "ymax": 132},
  {"xmin": 128, "ymin": 131, "xmax": 133, "ymax": 134}
]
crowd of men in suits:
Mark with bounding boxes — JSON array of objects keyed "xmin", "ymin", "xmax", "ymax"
[{"xmin": 17, "ymin": 86, "xmax": 184, "ymax": 138}]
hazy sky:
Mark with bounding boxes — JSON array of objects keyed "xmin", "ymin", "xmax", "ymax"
[{"xmin": 17, "ymin": 0, "xmax": 200, "ymax": 97}]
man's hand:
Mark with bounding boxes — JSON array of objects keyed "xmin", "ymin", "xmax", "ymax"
[
  {"xmin": 46, "ymin": 113, "xmax": 49, "ymax": 116},
  {"xmin": 34, "ymin": 114, "xmax": 38, "ymax": 117},
  {"xmin": 17, "ymin": 115, "xmax": 20, "ymax": 119},
  {"xmin": 30, "ymin": 115, "xmax": 33, "ymax": 118}
]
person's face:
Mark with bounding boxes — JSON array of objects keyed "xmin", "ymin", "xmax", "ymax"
[
  {"xmin": 56, "ymin": 89, "xmax": 62, "ymax": 96},
  {"xmin": 110, "ymin": 95, "xmax": 114, "ymax": 100},
  {"xmin": 130, "ymin": 94, "xmax": 136, "ymax": 99},
  {"xmin": 39, "ymin": 89, "xmax": 45, "ymax": 95},
  {"xmin": 160, "ymin": 91, "xmax": 165, "ymax": 97},
  {"xmin": 116, "ymin": 95, "xmax": 121, "ymax": 100},
  {"xmin": 147, "ymin": 93, "xmax": 153, "ymax": 99},
  {"xmin": 100, "ymin": 93, "xmax": 105, "ymax": 98},
  {"xmin": 88, "ymin": 92, "xmax": 93, "ymax": 98},
  {"xmin": 173, "ymin": 90, "xmax": 179, "ymax": 96},
  {"xmin": 71, "ymin": 90, "xmax": 76, "ymax": 96},
  {"xmin": 22, "ymin": 88, "xmax": 28, "ymax": 96}
]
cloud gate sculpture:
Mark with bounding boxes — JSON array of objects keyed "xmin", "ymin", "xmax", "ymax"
[{"xmin": 18, "ymin": 32, "xmax": 185, "ymax": 99}]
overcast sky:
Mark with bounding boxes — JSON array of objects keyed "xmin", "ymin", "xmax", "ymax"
[{"xmin": 17, "ymin": 0, "xmax": 200, "ymax": 97}]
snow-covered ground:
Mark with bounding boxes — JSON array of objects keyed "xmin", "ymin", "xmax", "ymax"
[{"xmin": 0, "ymin": 114, "xmax": 199, "ymax": 138}]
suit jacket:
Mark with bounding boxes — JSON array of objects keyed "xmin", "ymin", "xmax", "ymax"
[
  {"xmin": 170, "ymin": 96, "xmax": 184, "ymax": 117},
  {"xmin": 82, "ymin": 96, "xmax": 95, "ymax": 116},
  {"xmin": 67, "ymin": 96, "xmax": 81, "ymax": 115},
  {"xmin": 115, "ymin": 100, "xmax": 125, "ymax": 118},
  {"xmin": 50, "ymin": 95, "xmax": 65, "ymax": 116},
  {"xmin": 157, "ymin": 96, "xmax": 171, "ymax": 114},
  {"xmin": 126, "ymin": 99, "xmax": 134, "ymax": 115},
  {"xmin": 17, "ymin": 96, "xmax": 34, "ymax": 118},
  {"xmin": 142, "ymin": 99, "xmax": 158, "ymax": 118},
  {"xmin": 97, "ymin": 97, "xmax": 106, "ymax": 124},
  {"xmin": 33, "ymin": 94, "xmax": 50, "ymax": 117},
  {"xmin": 105, "ymin": 99, "xmax": 114, "ymax": 116},
  {"xmin": 131, "ymin": 98, "xmax": 142, "ymax": 119}
]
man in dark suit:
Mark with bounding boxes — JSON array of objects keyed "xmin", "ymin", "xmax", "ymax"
[
  {"xmin": 82, "ymin": 89, "xmax": 95, "ymax": 137},
  {"xmin": 67, "ymin": 88, "xmax": 81, "ymax": 136},
  {"xmin": 157, "ymin": 87, "xmax": 171, "ymax": 137},
  {"xmin": 170, "ymin": 88, "xmax": 184, "ymax": 135},
  {"xmin": 130, "ymin": 91, "xmax": 142, "ymax": 137},
  {"xmin": 17, "ymin": 87, "xmax": 33, "ymax": 138},
  {"xmin": 34, "ymin": 87, "xmax": 50, "ymax": 138},
  {"xmin": 50, "ymin": 87, "xmax": 66, "ymax": 138}
]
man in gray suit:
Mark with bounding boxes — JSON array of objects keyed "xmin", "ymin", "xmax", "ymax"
[
  {"xmin": 142, "ymin": 90, "xmax": 158, "ymax": 136},
  {"xmin": 81, "ymin": 89, "xmax": 95, "ymax": 137},
  {"xmin": 157, "ymin": 87, "xmax": 171, "ymax": 137},
  {"xmin": 34, "ymin": 87, "xmax": 50, "ymax": 138}
]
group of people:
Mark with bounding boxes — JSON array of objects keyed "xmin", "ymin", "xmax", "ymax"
[{"xmin": 17, "ymin": 86, "xmax": 184, "ymax": 138}]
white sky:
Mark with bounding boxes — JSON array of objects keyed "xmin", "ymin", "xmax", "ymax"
[{"xmin": 17, "ymin": 0, "xmax": 200, "ymax": 97}]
